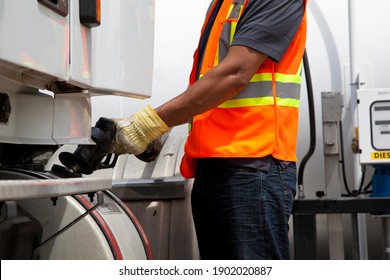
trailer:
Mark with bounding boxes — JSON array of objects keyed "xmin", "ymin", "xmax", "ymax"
[{"xmin": 0, "ymin": 0, "xmax": 158, "ymax": 260}]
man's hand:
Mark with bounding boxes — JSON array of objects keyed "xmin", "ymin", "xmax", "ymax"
[
  {"xmin": 112, "ymin": 105, "xmax": 170, "ymax": 156},
  {"xmin": 135, "ymin": 136, "xmax": 163, "ymax": 162}
]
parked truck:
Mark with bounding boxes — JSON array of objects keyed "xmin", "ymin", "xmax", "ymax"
[{"xmin": 0, "ymin": 0, "xmax": 162, "ymax": 260}]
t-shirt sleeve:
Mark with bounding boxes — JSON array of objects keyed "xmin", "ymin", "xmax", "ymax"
[{"xmin": 232, "ymin": 0, "xmax": 304, "ymax": 62}]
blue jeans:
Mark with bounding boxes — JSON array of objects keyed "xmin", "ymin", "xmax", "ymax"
[{"xmin": 191, "ymin": 157, "xmax": 297, "ymax": 260}]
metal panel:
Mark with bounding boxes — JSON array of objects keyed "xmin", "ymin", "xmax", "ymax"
[
  {"xmin": 0, "ymin": 90, "xmax": 55, "ymax": 144},
  {"xmin": 69, "ymin": 0, "xmax": 155, "ymax": 98},
  {"xmin": 0, "ymin": 89, "xmax": 93, "ymax": 145},
  {"xmin": 52, "ymin": 93, "xmax": 93, "ymax": 144},
  {"xmin": 0, "ymin": 0, "xmax": 69, "ymax": 81}
]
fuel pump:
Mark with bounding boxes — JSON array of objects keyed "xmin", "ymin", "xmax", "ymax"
[
  {"xmin": 357, "ymin": 88, "xmax": 390, "ymax": 259},
  {"xmin": 357, "ymin": 88, "xmax": 390, "ymax": 200}
]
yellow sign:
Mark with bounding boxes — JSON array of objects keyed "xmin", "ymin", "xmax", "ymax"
[{"xmin": 371, "ymin": 151, "xmax": 390, "ymax": 160}]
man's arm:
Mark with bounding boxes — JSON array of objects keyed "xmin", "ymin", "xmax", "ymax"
[
  {"xmin": 155, "ymin": 45, "xmax": 268, "ymax": 127},
  {"xmin": 112, "ymin": 45, "xmax": 267, "ymax": 156}
]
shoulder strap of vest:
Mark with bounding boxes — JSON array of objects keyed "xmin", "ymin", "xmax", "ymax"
[{"xmin": 189, "ymin": 0, "xmax": 224, "ymax": 85}]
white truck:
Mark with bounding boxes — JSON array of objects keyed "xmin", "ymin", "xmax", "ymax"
[{"xmin": 0, "ymin": 0, "xmax": 172, "ymax": 260}]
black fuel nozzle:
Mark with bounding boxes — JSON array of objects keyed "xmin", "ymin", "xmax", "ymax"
[{"xmin": 59, "ymin": 117, "xmax": 117, "ymax": 175}]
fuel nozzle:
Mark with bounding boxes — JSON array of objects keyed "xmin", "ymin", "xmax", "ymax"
[{"xmin": 59, "ymin": 117, "xmax": 117, "ymax": 175}]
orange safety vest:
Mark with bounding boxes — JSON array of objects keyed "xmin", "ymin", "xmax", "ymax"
[{"xmin": 180, "ymin": 0, "xmax": 308, "ymax": 179}]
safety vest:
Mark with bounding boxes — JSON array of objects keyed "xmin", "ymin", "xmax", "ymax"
[{"xmin": 180, "ymin": 0, "xmax": 308, "ymax": 178}]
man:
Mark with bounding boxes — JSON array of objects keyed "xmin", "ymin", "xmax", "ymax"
[{"xmin": 113, "ymin": 0, "xmax": 307, "ymax": 259}]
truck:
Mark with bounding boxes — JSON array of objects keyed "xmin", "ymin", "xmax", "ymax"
[{"xmin": 0, "ymin": 0, "xmax": 164, "ymax": 260}]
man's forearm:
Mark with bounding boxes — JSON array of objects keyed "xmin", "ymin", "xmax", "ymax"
[{"xmin": 155, "ymin": 69, "xmax": 245, "ymax": 127}]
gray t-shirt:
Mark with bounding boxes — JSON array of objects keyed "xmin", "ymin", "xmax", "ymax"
[{"xmin": 232, "ymin": 0, "xmax": 304, "ymax": 62}]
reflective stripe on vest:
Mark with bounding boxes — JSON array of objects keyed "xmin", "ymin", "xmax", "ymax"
[
  {"xmin": 212, "ymin": 0, "xmax": 303, "ymax": 110},
  {"xmin": 219, "ymin": 62, "xmax": 303, "ymax": 108}
]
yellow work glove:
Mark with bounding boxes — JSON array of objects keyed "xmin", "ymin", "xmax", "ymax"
[{"xmin": 112, "ymin": 105, "xmax": 170, "ymax": 156}]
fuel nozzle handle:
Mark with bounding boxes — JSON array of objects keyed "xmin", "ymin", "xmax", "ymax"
[{"xmin": 59, "ymin": 117, "xmax": 117, "ymax": 175}]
